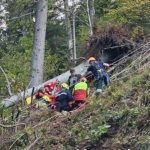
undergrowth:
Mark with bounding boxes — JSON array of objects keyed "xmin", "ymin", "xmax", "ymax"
[{"xmin": 0, "ymin": 67, "xmax": 150, "ymax": 150}]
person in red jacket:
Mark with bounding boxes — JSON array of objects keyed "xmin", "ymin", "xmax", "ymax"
[
  {"xmin": 35, "ymin": 88, "xmax": 52, "ymax": 108},
  {"xmin": 72, "ymin": 77, "xmax": 89, "ymax": 108},
  {"xmin": 44, "ymin": 81, "xmax": 61, "ymax": 95},
  {"xmin": 35, "ymin": 81, "xmax": 61, "ymax": 107}
]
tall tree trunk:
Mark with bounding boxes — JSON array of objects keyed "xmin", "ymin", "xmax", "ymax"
[
  {"xmin": 30, "ymin": 0, "xmax": 48, "ymax": 87},
  {"xmin": 89, "ymin": 0, "xmax": 95, "ymax": 27},
  {"xmin": 72, "ymin": 0, "xmax": 76, "ymax": 60},
  {"xmin": 63, "ymin": 0, "xmax": 73, "ymax": 60},
  {"xmin": 72, "ymin": 12, "xmax": 76, "ymax": 60},
  {"xmin": 86, "ymin": 0, "xmax": 94, "ymax": 36}
]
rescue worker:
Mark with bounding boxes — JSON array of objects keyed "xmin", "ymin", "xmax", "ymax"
[
  {"xmin": 35, "ymin": 87, "xmax": 56, "ymax": 108},
  {"xmin": 53, "ymin": 83, "xmax": 73, "ymax": 112},
  {"xmin": 72, "ymin": 77, "xmax": 89, "ymax": 109},
  {"xmin": 35, "ymin": 88, "xmax": 51, "ymax": 108},
  {"xmin": 43, "ymin": 81, "xmax": 61, "ymax": 104},
  {"xmin": 68, "ymin": 68, "xmax": 81, "ymax": 92},
  {"xmin": 86, "ymin": 57, "xmax": 110, "ymax": 97},
  {"xmin": 44, "ymin": 81, "xmax": 61, "ymax": 96},
  {"xmin": 35, "ymin": 87, "xmax": 46, "ymax": 99}
]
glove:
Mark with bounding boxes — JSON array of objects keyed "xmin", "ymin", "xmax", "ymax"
[{"xmin": 51, "ymin": 104, "xmax": 56, "ymax": 109}]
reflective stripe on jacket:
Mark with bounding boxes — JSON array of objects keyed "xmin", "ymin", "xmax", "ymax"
[
  {"xmin": 55, "ymin": 89, "xmax": 73, "ymax": 106},
  {"xmin": 73, "ymin": 82, "xmax": 89, "ymax": 101}
]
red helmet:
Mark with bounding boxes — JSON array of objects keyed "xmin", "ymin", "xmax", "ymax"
[{"xmin": 44, "ymin": 82, "xmax": 55, "ymax": 92}]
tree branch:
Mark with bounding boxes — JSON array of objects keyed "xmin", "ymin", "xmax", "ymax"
[
  {"xmin": 0, "ymin": 66, "xmax": 12, "ymax": 96},
  {"xmin": 8, "ymin": 133, "xmax": 26, "ymax": 150},
  {"xmin": 104, "ymin": 44, "xmax": 132, "ymax": 50},
  {"xmin": 33, "ymin": 114, "xmax": 60, "ymax": 128},
  {"xmin": 0, "ymin": 123, "xmax": 25, "ymax": 128},
  {"xmin": 25, "ymin": 138, "xmax": 40, "ymax": 150}
]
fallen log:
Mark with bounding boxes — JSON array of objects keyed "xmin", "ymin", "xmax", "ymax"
[{"xmin": 1, "ymin": 62, "xmax": 88, "ymax": 108}]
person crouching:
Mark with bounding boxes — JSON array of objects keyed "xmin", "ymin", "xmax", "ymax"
[
  {"xmin": 53, "ymin": 83, "xmax": 73, "ymax": 112},
  {"xmin": 72, "ymin": 77, "xmax": 89, "ymax": 109}
]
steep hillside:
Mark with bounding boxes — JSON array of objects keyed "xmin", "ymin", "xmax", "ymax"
[
  {"xmin": 30, "ymin": 64, "xmax": 150, "ymax": 150},
  {"xmin": 0, "ymin": 43, "xmax": 150, "ymax": 150}
]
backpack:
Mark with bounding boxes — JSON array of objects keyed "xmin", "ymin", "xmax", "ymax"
[
  {"xmin": 92, "ymin": 61, "xmax": 105, "ymax": 79},
  {"xmin": 94, "ymin": 61, "xmax": 104, "ymax": 71}
]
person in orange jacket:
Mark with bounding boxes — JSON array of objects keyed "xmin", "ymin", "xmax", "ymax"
[{"xmin": 72, "ymin": 77, "xmax": 89, "ymax": 108}]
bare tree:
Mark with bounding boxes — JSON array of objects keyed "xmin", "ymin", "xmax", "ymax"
[{"xmin": 30, "ymin": 0, "xmax": 48, "ymax": 87}]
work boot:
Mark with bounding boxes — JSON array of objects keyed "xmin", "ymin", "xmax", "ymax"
[{"xmin": 95, "ymin": 89, "xmax": 102, "ymax": 99}]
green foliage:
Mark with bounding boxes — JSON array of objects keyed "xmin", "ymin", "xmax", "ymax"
[
  {"xmin": 0, "ymin": 107, "xmax": 12, "ymax": 123},
  {"xmin": 102, "ymin": 0, "xmax": 150, "ymax": 27},
  {"xmin": 72, "ymin": 68, "xmax": 150, "ymax": 146},
  {"xmin": 129, "ymin": 108, "xmax": 141, "ymax": 118},
  {"xmin": 44, "ymin": 52, "xmax": 70, "ymax": 80},
  {"xmin": 76, "ymin": 25, "xmax": 89, "ymax": 55},
  {"xmin": 90, "ymin": 124, "xmax": 111, "ymax": 140},
  {"xmin": 0, "ymin": 51, "xmax": 31, "ymax": 93},
  {"xmin": 0, "ymin": 1, "xmax": 150, "ymax": 149},
  {"xmin": 95, "ymin": 0, "xmax": 113, "ymax": 17},
  {"xmin": 15, "ymin": 132, "xmax": 29, "ymax": 147},
  {"xmin": 47, "ymin": 137, "xmax": 58, "ymax": 145},
  {"xmin": 131, "ymin": 26, "xmax": 144, "ymax": 40},
  {"xmin": 137, "ymin": 136, "xmax": 150, "ymax": 145},
  {"xmin": 0, "ymin": 0, "xmax": 71, "ymax": 96}
]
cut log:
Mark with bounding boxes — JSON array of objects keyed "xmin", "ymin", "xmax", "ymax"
[{"xmin": 1, "ymin": 62, "xmax": 88, "ymax": 108}]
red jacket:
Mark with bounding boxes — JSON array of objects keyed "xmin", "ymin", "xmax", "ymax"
[
  {"xmin": 35, "ymin": 81, "xmax": 61, "ymax": 104},
  {"xmin": 44, "ymin": 81, "xmax": 61, "ymax": 95}
]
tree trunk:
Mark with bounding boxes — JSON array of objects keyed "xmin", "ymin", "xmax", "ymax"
[
  {"xmin": 1, "ymin": 62, "xmax": 88, "ymax": 108},
  {"xmin": 63, "ymin": 0, "xmax": 73, "ymax": 60},
  {"xmin": 30, "ymin": 0, "xmax": 48, "ymax": 87},
  {"xmin": 72, "ymin": 0, "xmax": 77, "ymax": 60},
  {"xmin": 0, "ymin": 66, "xmax": 12, "ymax": 96},
  {"xmin": 86, "ymin": 0, "xmax": 94, "ymax": 36},
  {"xmin": 72, "ymin": 13, "xmax": 76, "ymax": 60},
  {"xmin": 89, "ymin": 0, "xmax": 95, "ymax": 27}
]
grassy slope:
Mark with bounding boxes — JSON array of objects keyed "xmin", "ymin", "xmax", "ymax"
[
  {"xmin": 28, "ymin": 66, "xmax": 150, "ymax": 150},
  {"xmin": 1, "ymin": 61, "xmax": 150, "ymax": 150}
]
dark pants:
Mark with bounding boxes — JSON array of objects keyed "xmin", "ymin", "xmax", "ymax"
[
  {"xmin": 102, "ymin": 71, "xmax": 110, "ymax": 87},
  {"xmin": 55, "ymin": 102, "xmax": 71, "ymax": 112},
  {"xmin": 95, "ymin": 72, "xmax": 110, "ymax": 97}
]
